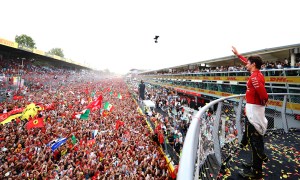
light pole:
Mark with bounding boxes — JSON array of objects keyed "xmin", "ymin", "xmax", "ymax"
[{"xmin": 17, "ymin": 58, "xmax": 25, "ymax": 94}]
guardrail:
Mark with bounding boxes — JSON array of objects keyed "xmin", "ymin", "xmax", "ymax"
[{"xmin": 177, "ymin": 93, "xmax": 300, "ymax": 180}]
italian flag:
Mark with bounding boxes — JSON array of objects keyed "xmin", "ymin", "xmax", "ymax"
[
  {"xmin": 104, "ymin": 102, "xmax": 114, "ymax": 111},
  {"xmin": 117, "ymin": 93, "xmax": 122, "ymax": 99},
  {"xmin": 75, "ymin": 109, "xmax": 90, "ymax": 120}
]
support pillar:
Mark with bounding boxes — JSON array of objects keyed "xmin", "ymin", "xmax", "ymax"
[{"xmin": 291, "ymin": 51, "xmax": 296, "ymax": 67}]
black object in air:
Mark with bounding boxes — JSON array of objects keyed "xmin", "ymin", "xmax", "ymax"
[{"xmin": 154, "ymin": 36, "xmax": 159, "ymax": 43}]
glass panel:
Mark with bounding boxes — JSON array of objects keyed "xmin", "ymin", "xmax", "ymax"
[
  {"xmin": 285, "ymin": 69, "xmax": 299, "ymax": 76},
  {"xmin": 289, "ymin": 89, "xmax": 300, "ymax": 103},
  {"xmin": 266, "ymin": 87, "xmax": 273, "ymax": 94},
  {"xmin": 271, "ymin": 88, "xmax": 287, "ymax": 100},
  {"xmin": 231, "ymin": 85, "xmax": 246, "ymax": 94},
  {"xmin": 209, "ymin": 83, "xmax": 218, "ymax": 91}
]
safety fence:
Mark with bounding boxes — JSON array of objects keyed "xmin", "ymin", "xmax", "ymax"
[{"xmin": 177, "ymin": 93, "xmax": 300, "ymax": 180}]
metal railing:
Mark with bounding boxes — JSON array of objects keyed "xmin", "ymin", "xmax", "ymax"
[
  {"xmin": 140, "ymin": 67, "xmax": 300, "ymax": 77},
  {"xmin": 177, "ymin": 93, "xmax": 300, "ymax": 180}
]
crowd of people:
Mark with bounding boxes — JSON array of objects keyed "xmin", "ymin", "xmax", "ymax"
[
  {"xmin": 1, "ymin": 54, "xmax": 295, "ymax": 179},
  {"xmin": 130, "ymin": 82, "xmax": 209, "ymax": 163},
  {"xmin": 0, "ymin": 58, "xmax": 176, "ymax": 179},
  {"xmin": 128, "ymin": 79, "xmax": 241, "ymax": 166},
  {"xmin": 152, "ymin": 57, "xmax": 299, "ymax": 75}
]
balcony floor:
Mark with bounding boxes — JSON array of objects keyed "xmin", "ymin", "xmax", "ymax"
[{"xmin": 219, "ymin": 129, "xmax": 300, "ymax": 180}]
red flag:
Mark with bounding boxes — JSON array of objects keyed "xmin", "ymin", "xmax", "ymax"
[
  {"xmin": 171, "ymin": 165, "xmax": 179, "ymax": 179},
  {"xmin": 26, "ymin": 118, "xmax": 45, "ymax": 130},
  {"xmin": 71, "ymin": 112, "xmax": 81, "ymax": 120},
  {"xmin": 87, "ymin": 95, "xmax": 103, "ymax": 110},
  {"xmin": 0, "ymin": 114, "xmax": 8, "ymax": 122},
  {"xmin": 7, "ymin": 108, "xmax": 24, "ymax": 116},
  {"xmin": 104, "ymin": 87, "xmax": 110, "ymax": 93},
  {"xmin": 44, "ymin": 103, "xmax": 56, "ymax": 110},
  {"xmin": 115, "ymin": 120, "xmax": 125, "ymax": 130},
  {"xmin": 13, "ymin": 95, "xmax": 23, "ymax": 100},
  {"xmin": 91, "ymin": 106, "xmax": 100, "ymax": 112}
]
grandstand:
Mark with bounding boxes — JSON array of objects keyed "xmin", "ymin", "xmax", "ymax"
[
  {"xmin": 137, "ymin": 44, "xmax": 300, "ymax": 179},
  {"xmin": 0, "ymin": 37, "xmax": 90, "ymax": 70}
]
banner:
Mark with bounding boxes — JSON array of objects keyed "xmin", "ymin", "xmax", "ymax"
[
  {"xmin": 161, "ymin": 83, "xmax": 300, "ymax": 111},
  {"xmin": 265, "ymin": 76, "xmax": 300, "ymax": 84},
  {"xmin": 155, "ymin": 75, "xmax": 300, "ymax": 84},
  {"xmin": 175, "ymin": 88, "xmax": 201, "ymax": 97},
  {"xmin": 0, "ymin": 38, "xmax": 18, "ymax": 48}
]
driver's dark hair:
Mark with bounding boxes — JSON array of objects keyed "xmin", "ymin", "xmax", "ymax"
[{"xmin": 248, "ymin": 55, "xmax": 263, "ymax": 69}]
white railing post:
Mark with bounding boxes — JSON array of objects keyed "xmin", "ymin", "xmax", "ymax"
[
  {"xmin": 213, "ymin": 102, "xmax": 223, "ymax": 166},
  {"xmin": 281, "ymin": 95, "xmax": 288, "ymax": 133},
  {"xmin": 236, "ymin": 97, "xmax": 244, "ymax": 143}
]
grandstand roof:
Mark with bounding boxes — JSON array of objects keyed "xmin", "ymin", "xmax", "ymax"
[
  {"xmin": 0, "ymin": 37, "xmax": 91, "ymax": 70},
  {"xmin": 140, "ymin": 43, "xmax": 300, "ymax": 74}
]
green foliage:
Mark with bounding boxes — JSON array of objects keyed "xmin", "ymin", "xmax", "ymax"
[
  {"xmin": 48, "ymin": 48, "xmax": 64, "ymax": 57},
  {"xmin": 15, "ymin": 34, "xmax": 36, "ymax": 48}
]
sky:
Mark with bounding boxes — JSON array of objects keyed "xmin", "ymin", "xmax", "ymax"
[{"xmin": 1, "ymin": 0, "xmax": 300, "ymax": 74}]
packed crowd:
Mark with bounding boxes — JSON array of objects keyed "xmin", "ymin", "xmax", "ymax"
[
  {"xmin": 0, "ymin": 59, "xmax": 175, "ymax": 179},
  {"xmin": 128, "ymin": 83, "xmax": 198, "ymax": 161},
  {"xmin": 153, "ymin": 57, "xmax": 299, "ymax": 75}
]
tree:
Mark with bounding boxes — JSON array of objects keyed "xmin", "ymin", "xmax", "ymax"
[
  {"xmin": 48, "ymin": 48, "xmax": 64, "ymax": 57},
  {"xmin": 15, "ymin": 34, "xmax": 36, "ymax": 48}
]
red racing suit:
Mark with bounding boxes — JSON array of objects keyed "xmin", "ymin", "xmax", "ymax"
[{"xmin": 238, "ymin": 55, "xmax": 268, "ymax": 105}]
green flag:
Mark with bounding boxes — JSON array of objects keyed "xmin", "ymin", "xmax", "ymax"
[
  {"xmin": 104, "ymin": 102, "xmax": 114, "ymax": 111},
  {"xmin": 75, "ymin": 109, "xmax": 90, "ymax": 120},
  {"xmin": 71, "ymin": 135, "xmax": 77, "ymax": 144},
  {"xmin": 117, "ymin": 93, "xmax": 122, "ymax": 99}
]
